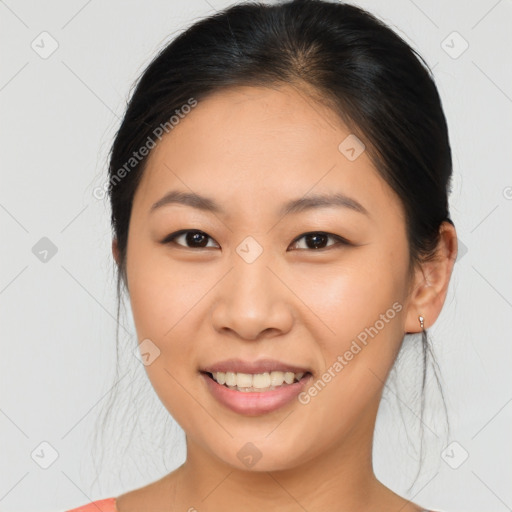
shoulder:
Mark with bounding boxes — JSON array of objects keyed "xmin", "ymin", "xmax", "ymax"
[{"xmin": 65, "ymin": 497, "xmax": 118, "ymax": 512}]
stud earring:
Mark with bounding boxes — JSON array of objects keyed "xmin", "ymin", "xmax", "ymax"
[{"xmin": 418, "ymin": 315, "xmax": 425, "ymax": 330}]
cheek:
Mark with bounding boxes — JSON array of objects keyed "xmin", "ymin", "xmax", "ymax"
[
  {"xmin": 126, "ymin": 250, "xmax": 215, "ymax": 408},
  {"xmin": 126, "ymin": 244, "xmax": 204, "ymax": 339},
  {"xmin": 126, "ymin": 255, "xmax": 205, "ymax": 428},
  {"xmin": 290, "ymin": 262, "xmax": 408, "ymax": 435},
  {"xmin": 292, "ymin": 254, "xmax": 407, "ymax": 343}
]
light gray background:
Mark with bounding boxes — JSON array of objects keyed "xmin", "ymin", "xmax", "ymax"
[{"xmin": 1, "ymin": 1, "xmax": 511, "ymax": 511}]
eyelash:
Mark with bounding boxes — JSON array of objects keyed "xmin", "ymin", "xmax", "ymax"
[{"xmin": 161, "ymin": 230, "xmax": 351, "ymax": 251}]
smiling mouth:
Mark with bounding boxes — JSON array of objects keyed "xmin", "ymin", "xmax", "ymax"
[{"xmin": 202, "ymin": 370, "xmax": 312, "ymax": 393}]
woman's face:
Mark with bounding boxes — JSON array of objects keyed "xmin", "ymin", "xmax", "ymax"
[{"xmin": 124, "ymin": 84, "xmax": 416, "ymax": 471}]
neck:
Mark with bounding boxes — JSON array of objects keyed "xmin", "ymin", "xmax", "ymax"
[{"xmin": 171, "ymin": 405, "xmax": 400, "ymax": 511}]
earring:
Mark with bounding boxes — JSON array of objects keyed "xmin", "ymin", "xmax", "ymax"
[{"xmin": 418, "ymin": 315, "xmax": 425, "ymax": 330}]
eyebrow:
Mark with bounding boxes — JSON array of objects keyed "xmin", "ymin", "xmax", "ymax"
[{"xmin": 150, "ymin": 190, "xmax": 369, "ymax": 217}]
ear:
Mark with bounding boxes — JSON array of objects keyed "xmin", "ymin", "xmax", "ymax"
[
  {"xmin": 404, "ymin": 221, "xmax": 458, "ymax": 333},
  {"xmin": 112, "ymin": 238, "xmax": 120, "ymax": 266}
]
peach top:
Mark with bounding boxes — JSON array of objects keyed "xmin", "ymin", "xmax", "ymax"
[
  {"xmin": 66, "ymin": 497, "xmax": 441, "ymax": 512},
  {"xmin": 65, "ymin": 498, "xmax": 118, "ymax": 512}
]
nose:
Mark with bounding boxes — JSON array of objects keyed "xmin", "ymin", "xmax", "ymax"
[{"xmin": 210, "ymin": 251, "xmax": 294, "ymax": 341}]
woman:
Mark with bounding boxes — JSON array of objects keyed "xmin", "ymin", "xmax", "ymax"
[{"xmin": 67, "ymin": 0, "xmax": 457, "ymax": 510}]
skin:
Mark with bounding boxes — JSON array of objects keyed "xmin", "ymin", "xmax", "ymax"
[{"xmin": 112, "ymin": 83, "xmax": 457, "ymax": 512}]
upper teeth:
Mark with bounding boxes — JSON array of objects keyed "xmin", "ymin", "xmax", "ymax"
[{"xmin": 212, "ymin": 371, "xmax": 305, "ymax": 389}]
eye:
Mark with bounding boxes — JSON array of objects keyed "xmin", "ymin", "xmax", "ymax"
[
  {"xmin": 161, "ymin": 229, "xmax": 350, "ymax": 251},
  {"xmin": 161, "ymin": 229, "xmax": 219, "ymax": 249},
  {"xmin": 288, "ymin": 231, "xmax": 349, "ymax": 251}
]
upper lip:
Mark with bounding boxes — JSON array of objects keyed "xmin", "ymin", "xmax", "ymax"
[{"xmin": 201, "ymin": 358, "xmax": 311, "ymax": 375}]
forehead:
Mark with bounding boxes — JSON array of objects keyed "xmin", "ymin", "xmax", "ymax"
[{"xmin": 132, "ymin": 84, "xmax": 403, "ymax": 222}]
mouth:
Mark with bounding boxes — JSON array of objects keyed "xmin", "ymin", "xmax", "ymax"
[
  {"xmin": 200, "ymin": 369, "xmax": 314, "ymax": 415},
  {"xmin": 199, "ymin": 358, "xmax": 314, "ymax": 415},
  {"xmin": 201, "ymin": 370, "xmax": 312, "ymax": 393}
]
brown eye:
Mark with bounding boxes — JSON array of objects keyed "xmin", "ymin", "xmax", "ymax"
[
  {"xmin": 162, "ymin": 230, "xmax": 219, "ymax": 249},
  {"xmin": 289, "ymin": 232, "xmax": 349, "ymax": 251}
]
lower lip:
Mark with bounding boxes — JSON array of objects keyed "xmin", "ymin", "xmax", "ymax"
[{"xmin": 200, "ymin": 372, "xmax": 312, "ymax": 416}]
